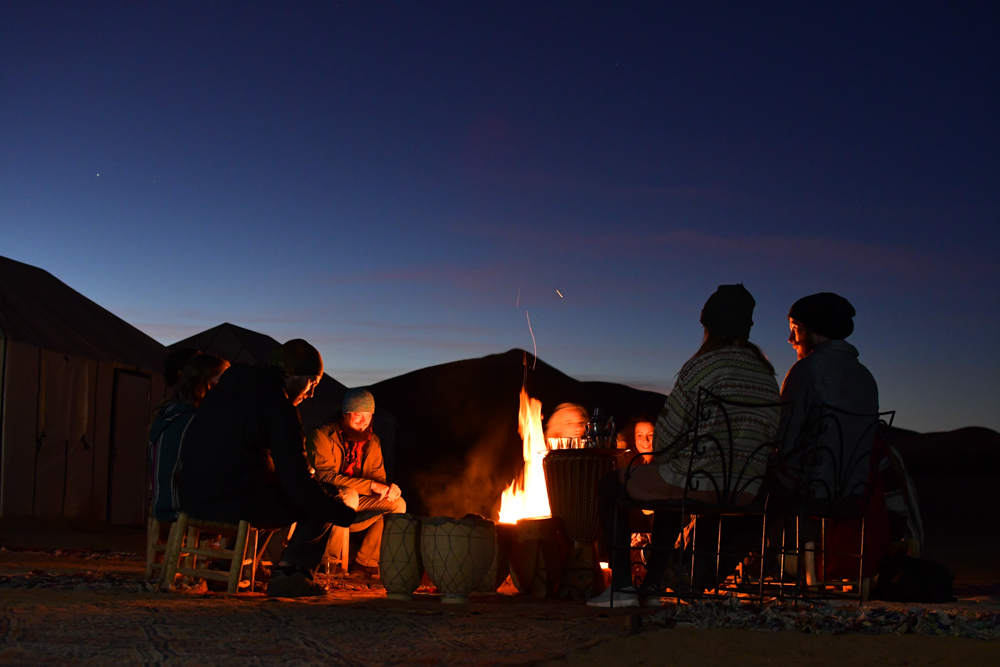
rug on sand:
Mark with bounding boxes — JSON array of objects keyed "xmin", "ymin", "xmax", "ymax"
[{"xmin": 648, "ymin": 597, "xmax": 1000, "ymax": 640}]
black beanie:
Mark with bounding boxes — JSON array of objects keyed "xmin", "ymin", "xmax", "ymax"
[
  {"xmin": 788, "ymin": 293, "xmax": 855, "ymax": 340},
  {"xmin": 700, "ymin": 284, "xmax": 756, "ymax": 340}
]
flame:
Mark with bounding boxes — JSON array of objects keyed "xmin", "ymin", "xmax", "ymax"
[{"xmin": 498, "ymin": 387, "xmax": 551, "ymax": 524}]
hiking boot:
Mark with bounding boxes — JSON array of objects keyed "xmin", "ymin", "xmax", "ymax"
[
  {"xmin": 351, "ymin": 563, "xmax": 379, "ymax": 577},
  {"xmin": 266, "ymin": 570, "xmax": 327, "ymax": 598}
]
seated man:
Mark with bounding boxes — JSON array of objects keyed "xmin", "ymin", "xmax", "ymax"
[
  {"xmin": 307, "ymin": 388, "xmax": 406, "ymax": 576},
  {"xmin": 776, "ymin": 292, "xmax": 879, "ymax": 497},
  {"xmin": 177, "ymin": 339, "xmax": 356, "ymax": 597}
]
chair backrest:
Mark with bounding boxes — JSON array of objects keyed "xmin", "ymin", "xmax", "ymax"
[
  {"xmin": 624, "ymin": 388, "xmax": 785, "ymax": 508},
  {"xmin": 778, "ymin": 404, "xmax": 895, "ymax": 509}
]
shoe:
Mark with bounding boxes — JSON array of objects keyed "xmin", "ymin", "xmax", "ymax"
[
  {"xmin": 352, "ymin": 563, "xmax": 379, "ymax": 577},
  {"xmin": 638, "ymin": 585, "xmax": 664, "ymax": 607},
  {"xmin": 587, "ymin": 586, "xmax": 640, "ymax": 608},
  {"xmin": 266, "ymin": 570, "xmax": 327, "ymax": 598}
]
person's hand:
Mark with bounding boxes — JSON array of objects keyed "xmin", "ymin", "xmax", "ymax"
[
  {"xmin": 386, "ymin": 483, "xmax": 402, "ymax": 502},
  {"xmin": 370, "ymin": 481, "xmax": 390, "ymax": 499}
]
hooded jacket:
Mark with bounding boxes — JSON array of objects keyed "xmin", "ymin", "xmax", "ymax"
[{"xmin": 148, "ymin": 401, "xmax": 196, "ymax": 521}]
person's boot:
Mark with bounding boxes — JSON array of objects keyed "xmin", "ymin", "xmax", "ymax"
[{"xmin": 266, "ymin": 566, "xmax": 327, "ymax": 597}]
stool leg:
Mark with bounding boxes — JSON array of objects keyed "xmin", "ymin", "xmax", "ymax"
[
  {"xmin": 162, "ymin": 513, "xmax": 189, "ymax": 590},
  {"xmin": 228, "ymin": 520, "xmax": 251, "ymax": 594},
  {"xmin": 185, "ymin": 526, "xmax": 198, "ymax": 572},
  {"xmin": 341, "ymin": 527, "xmax": 350, "ymax": 573},
  {"xmin": 145, "ymin": 517, "xmax": 159, "ymax": 580}
]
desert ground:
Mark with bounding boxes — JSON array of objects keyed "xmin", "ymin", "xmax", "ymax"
[{"xmin": 1, "ymin": 516, "xmax": 997, "ymax": 666}]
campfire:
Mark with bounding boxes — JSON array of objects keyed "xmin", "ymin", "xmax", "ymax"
[{"xmin": 498, "ymin": 387, "xmax": 550, "ymax": 524}]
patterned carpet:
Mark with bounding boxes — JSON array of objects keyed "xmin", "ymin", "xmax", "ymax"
[
  {"xmin": 0, "ymin": 576, "xmax": 623, "ymax": 666},
  {"xmin": 2, "ymin": 548, "xmax": 998, "ymax": 665}
]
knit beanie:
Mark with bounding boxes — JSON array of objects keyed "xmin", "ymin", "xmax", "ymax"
[
  {"xmin": 342, "ymin": 388, "xmax": 375, "ymax": 414},
  {"xmin": 700, "ymin": 284, "xmax": 756, "ymax": 340},
  {"xmin": 270, "ymin": 339, "xmax": 324, "ymax": 376},
  {"xmin": 788, "ymin": 292, "xmax": 855, "ymax": 340}
]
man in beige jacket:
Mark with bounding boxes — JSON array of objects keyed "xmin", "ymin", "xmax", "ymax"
[{"xmin": 307, "ymin": 388, "xmax": 405, "ymax": 576}]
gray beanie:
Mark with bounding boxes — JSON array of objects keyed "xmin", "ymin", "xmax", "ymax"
[{"xmin": 342, "ymin": 388, "xmax": 375, "ymax": 414}]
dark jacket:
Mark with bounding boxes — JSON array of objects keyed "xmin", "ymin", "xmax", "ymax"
[
  {"xmin": 776, "ymin": 339, "xmax": 880, "ymax": 498},
  {"xmin": 177, "ymin": 362, "xmax": 355, "ymax": 526},
  {"xmin": 148, "ymin": 401, "xmax": 196, "ymax": 522}
]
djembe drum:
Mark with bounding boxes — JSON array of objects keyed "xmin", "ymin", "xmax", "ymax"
[
  {"xmin": 542, "ymin": 448, "xmax": 619, "ymax": 600},
  {"xmin": 543, "ymin": 448, "xmax": 619, "ymax": 544}
]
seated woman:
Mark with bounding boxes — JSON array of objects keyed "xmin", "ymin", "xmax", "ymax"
[
  {"xmin": 588, "ymin": 284, "xmax": 781, "ymax": 607},
  {"xmin": 618, "ymin": 414, "xmax": 656, "ymax": 467},
  {"xmin": 544, "ymin": 403, "xmax": 589, "ymax": 441},
  {"xmin": 148, "ymin": 353, "xmax": 230, "ymax": 522}
]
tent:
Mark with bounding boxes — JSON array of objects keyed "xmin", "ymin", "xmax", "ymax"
[
  {"xmin": 169, "ymin": 324, "xmax": 396, "ymax": 476},
  {"xmin": 0, "ymin": 256, "xmax": 167, "ymax": 524}
]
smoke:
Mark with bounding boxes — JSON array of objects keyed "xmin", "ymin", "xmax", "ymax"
[{"xmin": 412, "ymin": 418, "xmax": 522, "ymax": 519}]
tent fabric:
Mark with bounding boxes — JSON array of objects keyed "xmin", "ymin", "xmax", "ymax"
[
  {"xmin": 0, "ymin": 255, "xmax": 164, "ymax": 372},
  {"xmin": 169, "ymin": 322, "xmax": 288, "ymax": 368},
  {"xmin": 0, "ymin": 255, "xmax": 167, "ymax": 523}
]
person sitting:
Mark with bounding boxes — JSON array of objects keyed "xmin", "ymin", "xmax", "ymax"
[
  {"xmin": 148, "ymin": 353, "xmax": 229, "ymax": 522},
  {"xmin": 588, "ymin": 284, "xmax": 781, "ymax": 607},
  {"xmin": 177, "ymin": 339, "xmax": 356, "ymax": 597},
  {"xmin": 770, "ymin": 293, "xmax": 888, "ymax": 584},
  {"xmin": 618, "ymin": 414, "xmax": 656, "ymax": 467},
  {"xmin": 775, "ymin": 292, "xmax": 879, "ymax": 497},
  {"xmin": 544, "ymin": 403, "xmax": 588, "ymax": 442},
  {"xmin": 307, "ymin": 388, "xmax": 406, "ymax": 576}
]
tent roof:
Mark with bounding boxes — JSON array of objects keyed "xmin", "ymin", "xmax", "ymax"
[
  {"xmin": 0, "ymin": 255, "xmax": 166, "ymax": 373},
  {"xmin": 169, "ymin": 322, "xmax": 285, "ymax": 366}
]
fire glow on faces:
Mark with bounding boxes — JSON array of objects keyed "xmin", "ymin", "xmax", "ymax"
[
  {"xmin": 634, "ymin": 421, "xmax": 654, "ymax": 454},
  {"xmin": 788, "ymin": 319, "xmax": 815, "ymax": 360},
  {"xmin": 288, "ymin": 374, "xmax": 322, "ymax": 405},
  {"xmin": 346, "ymin": 412, "xmax": 373, "ymax": 431}
]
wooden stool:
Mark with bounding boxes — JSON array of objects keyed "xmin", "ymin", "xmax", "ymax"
[
  {"xmin": 145, "ymin": 516, "xmax": 174, "ymax": 582},
  {"xmin": 162, "ymin": 512, "xmax": 263, "ymax": 594},
  {"xmin": 323, "ymin": 525, "xmax": 351, "ymax": 574}
]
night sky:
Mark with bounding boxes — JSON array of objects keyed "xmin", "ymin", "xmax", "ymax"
[{"xmin": 3, "ymin": 2, "xmax": 998, "ymax": 433}]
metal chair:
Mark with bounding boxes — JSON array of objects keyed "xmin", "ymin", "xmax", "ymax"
[
  {"xmin": 610, "ymin": 388, "xmax": 786, "ymax": 605},
  {"xmin": 765, "ymin": 406, "xmax": 895, "ymax": 603}
]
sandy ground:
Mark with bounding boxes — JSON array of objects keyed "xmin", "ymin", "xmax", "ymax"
[{"xmin": 1, "ymin": 518, "xmax": 998, "ymax": 666}]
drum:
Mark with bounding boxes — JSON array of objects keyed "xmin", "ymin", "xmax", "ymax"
[
  {"xmin": 542, "ymin": 448, "xmax": 619, "ymax": 544},
  {"xmin": 508, "ymin": 516, "xmax": 568, "ymax": 599},
  {"xmin": 379, "ymin": 513, "xmax": 423, "ymax": 601},
  {"xmin": 421, "ymin": 515, "xmax": 495, "ymax": 604},
  {"xmin": 477, "ymin": 521, "xmax": 515, "ymax": 593}
]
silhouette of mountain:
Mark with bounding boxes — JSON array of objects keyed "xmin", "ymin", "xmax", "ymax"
[
  {"xmin": 888, "ymin": 425, "xmax": 1000, "ymax": 570},
  {"xmin": 889, "ymin": 426, "xmax": 1000, "ymax": 477},
  {"xmin": 369, "ymin": 348, "xmax": 666, "ymax": 518}
]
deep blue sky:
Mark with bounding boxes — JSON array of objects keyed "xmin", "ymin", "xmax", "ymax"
[{"xmin": 3, "ymin": 2, "xmax": 998, "ymax": 432}]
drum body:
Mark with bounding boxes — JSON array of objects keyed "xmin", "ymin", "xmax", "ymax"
[{"xmin": 542, "ymin": 448, "xmax": 619, "ymax": 544}]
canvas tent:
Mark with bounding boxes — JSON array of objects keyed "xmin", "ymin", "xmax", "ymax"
[
  {"xmin": 169, "ymin": 324, "xmax": 396, "ymax": 476},
  {"xmin": 0, "ymin": 256, "xmax": 167, "ymax": 524}
]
